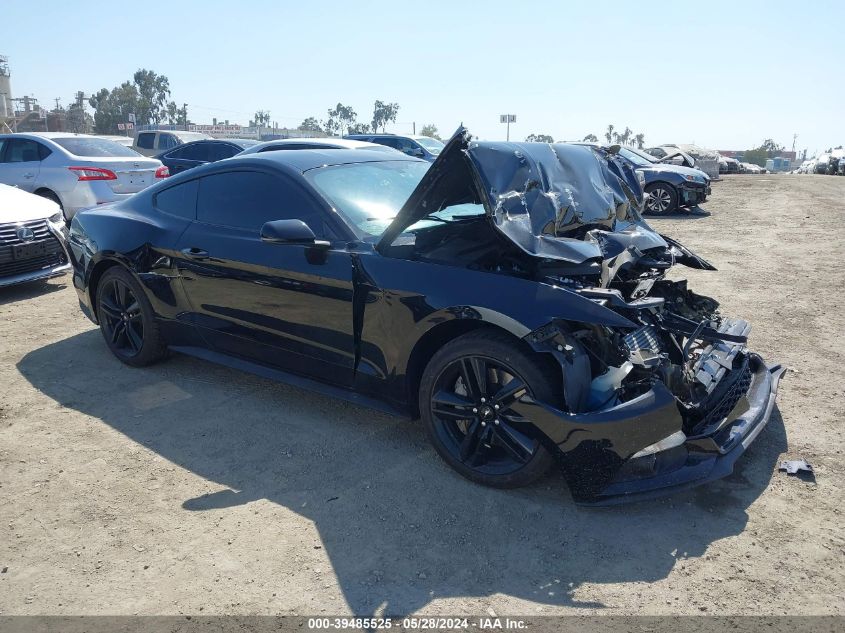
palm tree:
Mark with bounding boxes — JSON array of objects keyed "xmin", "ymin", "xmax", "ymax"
[
  {"xmin": 605, "ymin": 124, "xmax": 615, "ymax": 144},
  {"xmin": 582, "ymin": 133, "xmax": 598, "ymax": 143},
  {"xmin": 634, "ymin": 133, "xmax": 645, "ymax": 149},
  {"xmin": 621, "ymin": 127, "xmax": 632, "ymax": 145}
]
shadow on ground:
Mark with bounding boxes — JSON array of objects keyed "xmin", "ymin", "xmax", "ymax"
[
  {"xmin": 646, "ymin": 206, "xmax": 712, "ymax": 220},
  {"xmin": 0, "ymin": 279, "xmax": 67, "ymax": 306},
  {"xmin": 17, "ymin": 330, "xmax": 786, "ymax": 615}
]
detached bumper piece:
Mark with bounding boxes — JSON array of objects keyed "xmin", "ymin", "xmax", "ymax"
[{"xmin": 586, "ymin": 354, "xmax": 785, "ymax": 505}]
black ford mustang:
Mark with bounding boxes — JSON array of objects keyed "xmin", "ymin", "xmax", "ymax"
[{"xmin": 68, "ymin": 128, "xmax": 784, "ymax": 504}]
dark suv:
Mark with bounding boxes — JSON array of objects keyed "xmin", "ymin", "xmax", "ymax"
[{"xmin": 344, "ymin": 134, "xmax": 444, "ymax": 162}]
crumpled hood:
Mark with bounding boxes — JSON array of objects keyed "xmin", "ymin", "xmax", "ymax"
[{"xmin": 378, "ymin": 127, "xmax": 669, "ymax": 264}]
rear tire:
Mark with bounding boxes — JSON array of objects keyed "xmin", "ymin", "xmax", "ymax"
[
  {"xmin": 419, "ymin": 329, "xmax": 557, "ymax": 488},
  {"xmin": 96, "ymin": 267, "xmax": 168, "ymax": 367}
]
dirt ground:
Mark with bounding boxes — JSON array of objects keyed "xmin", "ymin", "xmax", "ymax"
[{"xmin": 1, "ymin": 175, "xmax": 843, "ymax": 617}]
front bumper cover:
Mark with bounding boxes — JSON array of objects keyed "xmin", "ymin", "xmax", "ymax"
[{"xmin": 513, "ymin": 353, "xmax": 784, "ymax": 505}]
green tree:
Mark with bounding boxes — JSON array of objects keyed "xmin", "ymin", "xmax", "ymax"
[
  {"xmin": 347, "ymin": 122, "xmax": 370, "ymax": 134},
  {"xmin": 66, "ymin": 103, "xmax": 92, "ymax": 134},
  {"xmin": 420, "ymin": 123, "xmax": 440, "ymax": 140},
  {"xmin": 254, "ymin": 110, "xmax": 271, "ymax": 127},
  {"xmin": 582, "ymin": 133, "xmax": 598, "ymax": 143},
  {"xmin": 299, "ymin": 117, "xmax": 323, "ymax": 133},
  {"xmin": 325, "ymin": 103, "xmax": 357, "ymax": 136},
  {"xmin": 371, "ymin": 100, "xmax": 399, "ymax": 133},
  {"xmin": 634, "ymin": 133, "xmax": 645, "ymax": 149},
  {"xmin": 525, "ymin": 133, "xmax": 554, "ymax": 143},
  {"xmin": 605, "ymin": 124, "xmax": 615, "ymax": 144},
  {"xmin": 89, "ymin": 81, "xmax": 138, "ymax": 134},
  {"xmin": 620, "ymin": 126, "xmax": 632, "ymax": 145},
  {"xmin": 744, "ymin": 139, "xmax": 786, "ymax": 167},
  {"xmin": 89, "ymin": 69, "xmax": 176, "ymax": 133},
  {"xmin": 133, "ymin": 69, "xmax": 172, "ymax": 125}
]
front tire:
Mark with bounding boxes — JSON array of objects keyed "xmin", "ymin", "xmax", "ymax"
[
  {"xmin": 96, "ymin": 266, "xmax": 167, "ymax": 367},
  {"xmin": 419, "ymin": 330, "xmax": 557, "ymax": 488},
  {"xmin": 644, "ymin": 183, "xmax": 678, "ymax": 215}
]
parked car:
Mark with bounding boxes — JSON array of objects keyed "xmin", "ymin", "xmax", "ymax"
[
  {"xmin": 828, "ymin": 149, "xmax": 845, "ymax": 174},
  {"xmin": 239, "ymin": 137, "xmax": 401, "ymax": 156},
  {"xmin": 0, "ymin": 183, "xmax": 70, "ymax": 287},
  {"xmin": 612, "ymin": 146, "xmax": 711, "ymax": 215},
  {"xmin": 344, "ymin": 133, "xmax": 444, "ymax": 161},
  {"xmin": 132, "ymin": 130, "xmax": 212, "ymax": 157},
  {"xmin": 740, "ymin": 162, "xmax": 763, "ymax": 174},
  {"xmin": 96, "ymin": 135, "xmax": 136, "ymax": 148},
  {"xmin": 647, "ymin": 144, "xmax": 720, "ymax": 179},
  {"xmin": 838, "ymin": 156, "xmax": 845, "ymax": 175},
  {"xmin": 68, "ymin": 129, "xmax": 783, "ymax": 504},
  {"xmin": 721, "ymin": 156, "xmax": 740, "ymax": 174},
  {"xmin": 156, "ymin": 139, "xmax": 260, "ymax": 175},
  {"xmin": 814, "ymin": 153, "xmax": 831, "ymax": 174},
  {"xmin": 0, "ymin": 133, "xmax": 168, "ymax": 222}
]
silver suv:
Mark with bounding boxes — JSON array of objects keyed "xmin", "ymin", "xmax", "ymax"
[{"xmin": 132, "ymin": 130, "xmax": 212, "ymax": 157}]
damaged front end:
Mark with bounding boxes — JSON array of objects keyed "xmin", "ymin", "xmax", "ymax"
[
  {"xmin": 523, "ymin": 272, "xmax": 784, "ymax": 504},
  {"xmin": 380, "ymin": 128, "xmax": 784, "ymax": 504}
]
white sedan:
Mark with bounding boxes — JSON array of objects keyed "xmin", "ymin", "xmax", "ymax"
[
  {"xmin": 0, "ymin": 184, "xmax": 70, "ymax": 287},
  {"xmin": 0, "ymin": 132, "xmax": 168, "ymax": 222}
]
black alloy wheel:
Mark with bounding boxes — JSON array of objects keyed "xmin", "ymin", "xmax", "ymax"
[
  {"xmin": 420, "ymin": 330, "xmax": 556, "ymax": 488},
  {"xmin": 96, "ymin": 267, "xmax": 167, "ymax": 366},
  {"xmin": 99, "ymin": 277, "xmax": 144, "ymax": 357},
  {"xmin": 644, "ymin": 183, "xmax": 678, "ymax": 215}
]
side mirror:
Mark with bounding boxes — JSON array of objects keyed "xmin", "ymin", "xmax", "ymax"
[
  {"xmin": 260, "ymin": 219, "xmax": 330, "ymax": 248},
  {"xmin": 409, "ymin": 147, "xmax": 425, "ymax": 157}
]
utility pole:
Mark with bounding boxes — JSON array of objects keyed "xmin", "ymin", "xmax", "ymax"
[
  {"xmin": 412, "ymin": 122, "xmax": 415, "ymax": 134},
  {"xmin": 54, "ymin": 97, "xmax": 61, "ymax": 111},
  {"xmin": 791, "ymin": 133, "xmax": 797, "ymax": 155},
  {"xmin": 182, "ymin": 103, "xmax": 188, "ymax": 130}
]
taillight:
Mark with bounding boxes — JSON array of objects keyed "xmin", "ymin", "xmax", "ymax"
[
  {"xmin": 155, "ymin": 166, "xmax": 170, "ymax": 179},
  {"xmin": 68, "ymin": 166, "xmax": 117, "ymax": 181}
]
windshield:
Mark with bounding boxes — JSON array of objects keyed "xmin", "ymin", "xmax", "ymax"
[
  {"xmin": 54, "ymin": 137, "xmax": 142, "ymax": 157},
  {"xmin": 415, "ymin": 136, "xmax": 445, "ymax": 154},
  {"xmin": 305, "ymin": 160, "xmax": 431, "ymax": 236},
  {"xmin": 618, "ymin": 147, "xmax": 654, "ymax": 167}
]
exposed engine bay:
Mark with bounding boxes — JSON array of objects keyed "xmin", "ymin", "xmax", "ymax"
[{"xmin": 383, "ymin": 201, "xmax": 752, "ymax": 436}]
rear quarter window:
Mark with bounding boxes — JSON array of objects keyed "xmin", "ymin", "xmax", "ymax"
[{"xmin": 154, "ymin": 179, "xmax": 199, "ymax": 219}]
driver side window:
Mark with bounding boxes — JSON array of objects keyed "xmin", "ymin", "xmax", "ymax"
[{"xmin": 196, "ymin": 170, "xmax": 333, "ymax": 238}]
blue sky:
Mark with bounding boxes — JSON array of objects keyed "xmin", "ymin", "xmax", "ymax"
[{"xmin": 2, "ymin": 0, "xmax": 843, "ymax": 155}]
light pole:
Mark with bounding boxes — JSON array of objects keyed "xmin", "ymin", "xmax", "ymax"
[{"xmin": 499, "ymin": 114, "xmax": 516, "ymax": 141}]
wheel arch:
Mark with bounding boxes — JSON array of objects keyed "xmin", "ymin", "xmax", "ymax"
[
  {"xmin": 403, "ymin": 315, "xmax": 563, "ymax": 418},
  {"xmin": 33, "ymin": 187, "xmax": 64, "ymax": 207},
  {"xmin": 87, "ymin": 257, "xmax": 130, "ymax": 323}
]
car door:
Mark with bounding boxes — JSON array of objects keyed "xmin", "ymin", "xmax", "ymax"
[
  {"xmin": 173, "ymin": 167, "xmax": 357, "ymax": 386},
  {"xmin": 0, "ymin": 138, "xmax": 48, "ymax": 191}
]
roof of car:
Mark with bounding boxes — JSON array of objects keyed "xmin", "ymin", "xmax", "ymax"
[
  {"xmin": 227, "ymin": 148, "xmax": 423, "ymax": 172},
  {"xmin": 0, "ymin": 132, "xmax": 99, "ymax": 139}
]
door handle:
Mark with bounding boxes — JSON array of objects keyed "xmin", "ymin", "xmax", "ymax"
[
  {"xmin": 180, "ymin": 247, "xmax": 209, "ymax": 260},
  {"xmin": 23, "ymin": 173, "xmax": 34, "ymax": 179}
]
